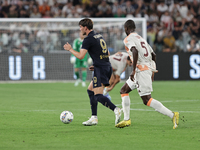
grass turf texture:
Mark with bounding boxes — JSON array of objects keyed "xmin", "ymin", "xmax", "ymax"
[{"xmin": 0, "ymin": 81, "xmax": 200, "ymax": 150}]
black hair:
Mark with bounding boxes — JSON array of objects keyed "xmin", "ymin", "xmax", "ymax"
[
  {"xmin": 124, "ymin": 20, "xmax": 136, "ymax": 31},
  {"xmin": 79, "ymin": 18, "xmax": 93, "ymax": 30}
]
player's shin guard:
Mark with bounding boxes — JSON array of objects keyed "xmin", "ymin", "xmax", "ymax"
[
  {"xmin": 94, "ymin": 94, "xmax": 116, "ymax": 111},
  {"xmin": 121, "ymin": 93, "xmax": 130, "ymax": 120},
  {"xmin": 147, "ymin": 98, "xmax": 174, "ymax": 118},
  {"xmin": 87, "ymin": 89, "xmax": 98, "ymax": 116}
]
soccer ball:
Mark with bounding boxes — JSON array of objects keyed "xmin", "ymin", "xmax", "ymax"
[
  {"xmin": 87, "ymin": 57, "xmax": 92, "ymax": 65},
  {"xmin": 70, "ymin": 56, "xmax": 76, "ymax": 64},
  {"xmin": 60, "ymin": 111, "xmax": 73, "ymax": 124}
]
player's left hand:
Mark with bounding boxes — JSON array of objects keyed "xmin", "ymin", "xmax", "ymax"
[
  {"xmin": 89, "ymin": 65, "xmax": 94, "ymax": 71},
  {"xmin": 63, "ymin": 42, "xmax": 72, "ymax": 51}
]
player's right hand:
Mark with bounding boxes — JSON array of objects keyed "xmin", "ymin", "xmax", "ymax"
[{"xmin": 63, "ymin": 42, "xmax": 72, "ymax": 51}]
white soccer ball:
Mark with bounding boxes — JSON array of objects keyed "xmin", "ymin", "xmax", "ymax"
[
  {"xmin": 70, "ymin": 56, "xmax": 76, "ymax": 64},
  {"xmin": 60, "ymin": 110, "xmax": 73, "ymax": 124},
  {"xmin": 87, "ymin": 57, "xmax": 92, "ymax": 65}
]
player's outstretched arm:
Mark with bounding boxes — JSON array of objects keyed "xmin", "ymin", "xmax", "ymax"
[{"xmin": 63, "ymin": 42, "xmax": 87, "ymax": 60}]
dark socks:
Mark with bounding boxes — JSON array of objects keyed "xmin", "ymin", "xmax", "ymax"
[
  {"xmin": 94, "ymin": 94, "xmax": 116, "ymax": 111},
  {"xmin": 87, "ymin": 89, "xmax": 98, "ymax": 116}
]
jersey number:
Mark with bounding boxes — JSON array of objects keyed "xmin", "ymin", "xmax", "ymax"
[
  {"xmin": 100, "ymin": 39, "xmax": 107, "ymax": 53},
  {"xmin": 113, "ymin": 53, "xmax": 123, "ymax": 61},
  {"xmin": 113, "ymin": 57, "xmax": 121, "ymax": 61},
  {"xmin": 141, "ymin": 42, "xmax": 148, "ymax": 57}
]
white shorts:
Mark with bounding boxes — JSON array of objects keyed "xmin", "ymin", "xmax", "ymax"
[
  {"xmin": 126, "ymin": 70, "xmax": 153, "ymax": 96},
  {"xmin": 126, "ymin": 76, "xmax": 138, "ymax": 90}
]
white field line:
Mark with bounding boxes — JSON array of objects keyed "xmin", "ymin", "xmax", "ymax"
[
  {"xmin": 0, "ymin": 100, "xmax": 199, "ymax": 113},
  {"xmin": 0, "ymin": 80, "xmax": 75, "ymax": 84},
  {"xmin": 116, "ymin": 99, "xmax": 199, "ymax": 106},
  {"xmin": 0, "ymin": 109, "xmax": 199, "ymax": 113},
  {"xmin": 129, "ymin": 108, "xmax": 199, "ymax": 113},
  {"xmin": 116, "ymin": 99, "xmax": 200, "ymax": 113},
  {"xmin": 0, "ymin": 110, "xmax": 57, "ymax": 112}
]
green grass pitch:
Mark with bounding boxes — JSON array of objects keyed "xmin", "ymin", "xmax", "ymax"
[{"xmin": 0, "ymin": 81, "xmax": 200, "ymax": 150}]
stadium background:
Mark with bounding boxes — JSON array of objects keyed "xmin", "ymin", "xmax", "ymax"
[
  {"xmin": 1, "ymin": 1, "xmax": 200, "ymax": 149},
  {"xmin": 0, "ymin": 0, "xmax": 200, "ymax": 81},
  {"xmin": 1, "ymin": 52, "xmax": 200, "ymax": 81}
]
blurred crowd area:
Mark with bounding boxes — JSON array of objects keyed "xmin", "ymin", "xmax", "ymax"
[{"xmin": 0, "ymin": 0, "xmax": 200, "ymax": 53}]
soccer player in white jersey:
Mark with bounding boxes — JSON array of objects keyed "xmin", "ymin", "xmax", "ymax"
[
  {"xmin": 115, "ymin": 19, "xmax": 179, "ymax": 129},
  {"xmin": 103, "ymin": 52, "xmax": 132, "ymax": 100}
]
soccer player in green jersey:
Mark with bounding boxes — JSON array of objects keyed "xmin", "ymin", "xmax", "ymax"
[{"xmin": 71, "ymin": 31, "xmax": 90, "ymax": 87}]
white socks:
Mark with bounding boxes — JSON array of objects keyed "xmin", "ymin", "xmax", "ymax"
[
  {"xmin": 147, "ymin": 98, "xmax": 174, "ymax": 119},
  {"xmin": 121, "ymin": 94, "xmax": 130, "ymax": 120},
  {"xmin": 121, "ymin": 94, "xmax": 174, "ymax": 120}
]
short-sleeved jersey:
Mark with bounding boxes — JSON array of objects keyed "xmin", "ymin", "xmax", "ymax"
[
  {"xmin": 81, "ymin": 31, "xmax": 110, "ymax": 67},
  {"xmin": 109, "ymin": 52, "xmax": 129, "ymax": 76},
  {"xmin": 123, "ymin": 32, "xmax": 154, "ymax": 72},
  {"xmin": 72, "ymin": 38, "xmax": 88, "ymax": 61}
]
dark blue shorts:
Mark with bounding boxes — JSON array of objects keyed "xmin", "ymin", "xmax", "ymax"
[{"xmin": 93, "ymin": 65, "xmax": 112, "ymax": 88}]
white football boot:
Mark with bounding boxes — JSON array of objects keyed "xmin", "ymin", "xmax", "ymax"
[
  {"xmin": 82, "ymin": 116, "xmax": 98, "ymax": 126},
  {"xmin": 114, "ymin": 107, "xmax": 122, "ymax": 125}
]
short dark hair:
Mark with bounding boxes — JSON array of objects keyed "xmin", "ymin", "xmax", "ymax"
[
  {"xmin": 79, "ymin": 18, "xmax": 93, "ymax": 30},
  {"xmin": 124, "ymin": 20, "xmax": 136, "ymax": 30}
]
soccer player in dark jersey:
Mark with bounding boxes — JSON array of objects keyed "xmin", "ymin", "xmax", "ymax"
[{"xmin": 63, "ymin": 18, "xmax": 121, "ymax": 126}]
